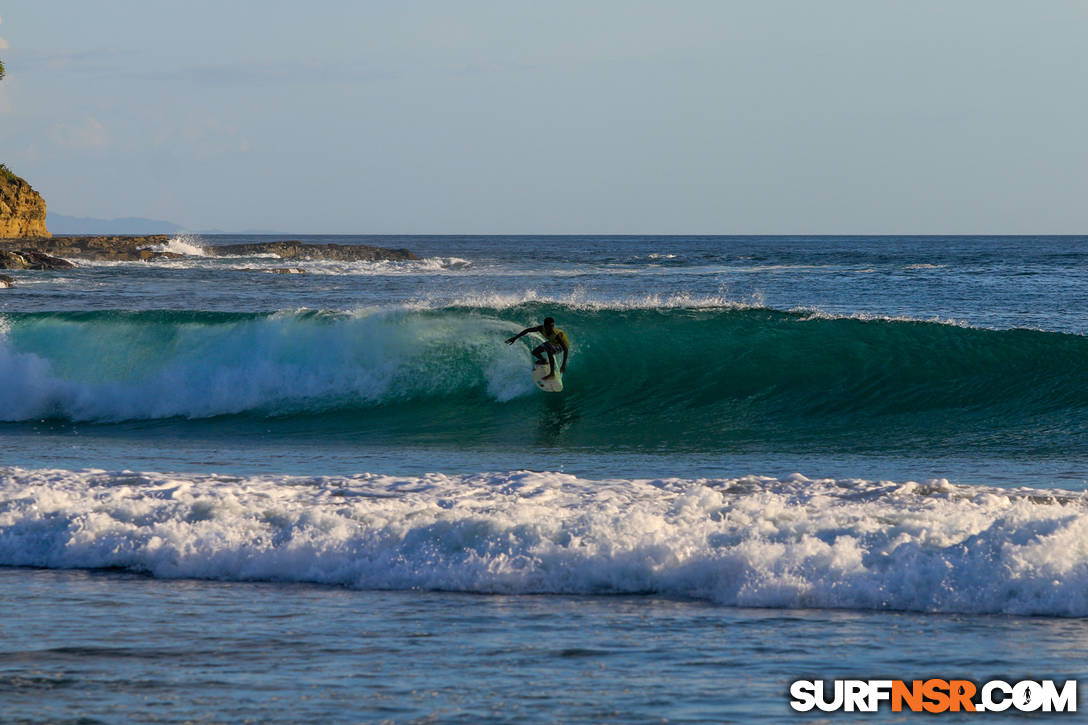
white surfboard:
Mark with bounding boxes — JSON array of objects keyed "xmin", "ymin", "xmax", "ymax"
[{"xmin": 532, "ymin": 361, "xmax": 563, "ymax": 392}]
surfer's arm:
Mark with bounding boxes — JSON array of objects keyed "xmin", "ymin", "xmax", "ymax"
[
  {"xmin": 506, "ymin": 326, "xmax": 542, "ymax": 344},
  {"xmin": 560, "ymin": 345, "xmax": 568, "ymax": 372}
]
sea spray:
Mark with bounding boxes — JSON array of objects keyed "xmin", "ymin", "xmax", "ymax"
[{"xmin": 145, "ymin": 234, "xmax": 208, "ymax": 257}]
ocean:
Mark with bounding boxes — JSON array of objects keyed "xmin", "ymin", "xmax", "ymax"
[{"xmin": 2, "ymin": 235, "xmax": 1087, "ymax": 722}]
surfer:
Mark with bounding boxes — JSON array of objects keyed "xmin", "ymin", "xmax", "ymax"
[{"xmin": 506, "ymin": 317, "xmax": 569, "ymax": 380}]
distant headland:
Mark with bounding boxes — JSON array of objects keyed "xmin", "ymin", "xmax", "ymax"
[{"xmin": 0, "ymin": 165, "xmax": 418, "ymax": 275}]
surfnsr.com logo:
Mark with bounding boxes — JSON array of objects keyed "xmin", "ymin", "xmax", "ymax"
[{"xmin": 789, "ymin": 679, "xmax": 1077, "ymax": 713}]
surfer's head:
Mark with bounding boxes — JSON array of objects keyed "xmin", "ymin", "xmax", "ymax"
[{"xmin": 543, "ymin": 317, "xmax": 555, "ymax": 330}]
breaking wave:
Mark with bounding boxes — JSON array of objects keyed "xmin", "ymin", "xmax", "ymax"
[
  {"xmin": 1, "ymin": 304, "xmax": 1085, "ymax": 454},
  {"xmin": 3, "ymin": 467, "xmax": 1088, "ymax": 616}
]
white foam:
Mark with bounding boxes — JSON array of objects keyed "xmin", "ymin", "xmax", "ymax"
[
  {"xmin": 787, "ymin": 305, "xmax": 973, "ymax": 328},
  {"xmin": 2, "ymin": 467, "xmax": 1086, "ymax": 616},
  {"xmin": 276, "ymin": 257, "xmax": 474, "ymax": 276},
  {"xmin": 429, "ymin": 289, "xmax": 766, "ymax": 311},
  {"xmin": 77, "ymin": 254, "xmax": 472, "ymax": 275},
  {"xmin": 0, "ymin": 309, "xmax": 533, "ymax": 421}
]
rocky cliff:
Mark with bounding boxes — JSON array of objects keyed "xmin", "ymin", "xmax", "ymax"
[{"xmin": 0, "ymin": 165, "xmax": 50, "ymax": 239}]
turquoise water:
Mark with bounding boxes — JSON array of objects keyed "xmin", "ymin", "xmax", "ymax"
[{"xmin": 2, "ymin": 236, "xmax": 1088, "ymax": 721}]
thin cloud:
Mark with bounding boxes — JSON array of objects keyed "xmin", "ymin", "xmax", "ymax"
[
  {"xmin": 12, "ymin": 48, "xmax": 128, "ymax": 75},
  {"xmin": 51, "ymin": 116, "xmax": 109, "ymax": 149},
  {"xmin": 134, "ymin": 58, "xmax": 401, "ymax": 86}
]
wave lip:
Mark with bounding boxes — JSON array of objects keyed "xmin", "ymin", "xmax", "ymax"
[{"xmin": 2, "ymin": 467, "xmax": 1088, "ymax": 616}]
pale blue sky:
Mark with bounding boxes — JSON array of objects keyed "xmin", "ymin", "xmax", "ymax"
[{"xmin": 1, "ymin": 1, "xmax": 1086, "ymax": 233}]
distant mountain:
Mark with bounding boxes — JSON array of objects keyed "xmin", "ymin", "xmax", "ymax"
[
  {"xmin": 47, "ymin": 214, "xmax": 286, "ymax": 236},
  {"xmin": 195, "ymin": 228, "xmax": 286, "ymax": 235},
  {"xmin": 48, "ymin": 214, "xmax": 185, "ymax": 235}
]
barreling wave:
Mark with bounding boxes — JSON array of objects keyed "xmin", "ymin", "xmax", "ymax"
[
  {"xmin": 1, "ymin": 304, "xmax": 1086, "ymax": 453},
  {"xmin": 3, "ymin": 467, "xmax": 1088, "ymax": 616}
]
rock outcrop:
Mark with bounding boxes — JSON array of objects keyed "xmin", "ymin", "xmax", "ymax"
[
  {"xmin": 0, "ymin": 249, "xmax": 75, "ymax": 270},
  {"xmin": 0, "ymin": 235, "xmax": 174, "ymax": 261},
  {"xmin": 0, "ymin": 166, "xmax": 51, "ymax": 239},
  {"xmin": 0, "ymin": 274, "xmax": 14, "ymax": 288},
  {"xmin": 207, "ymin": 241, "xmax": 418, "ymax": 262},
  {"xmin": 0, "ymin": 235, "xmax": 418, "ymax": 263}
]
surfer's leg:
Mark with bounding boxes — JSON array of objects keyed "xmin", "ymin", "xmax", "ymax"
[
  {"xmin": 543, "ymin": 348, "xmax": 557, "ymax": 379},
  {"xmin": 532, "ymin": 344, "xmax": 547, "ymax": 365}
]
